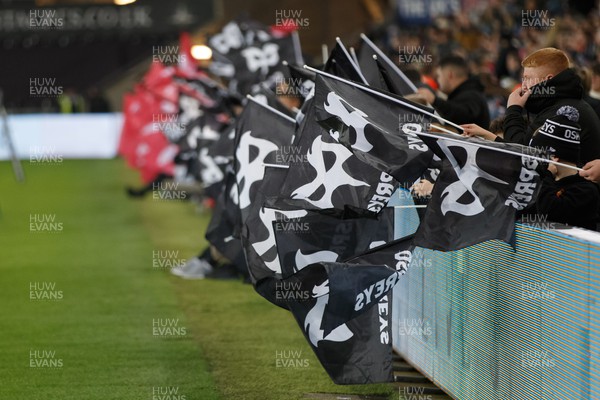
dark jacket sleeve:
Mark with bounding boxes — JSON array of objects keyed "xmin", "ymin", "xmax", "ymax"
[
  {"xmin": 536, "ymin": 175, "xmax": 599, "ymax": 227},
  {"xmin": 432, "ymin": 94, "xmax": 488, "ymax": 127},
  {"xmin": 502, "ymin": 105, "xmax": 528, "ymax": 145}
]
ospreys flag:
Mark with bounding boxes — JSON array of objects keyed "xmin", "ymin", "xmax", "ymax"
[
  {"xmin": 274, "ymin": 208, "xmax": 395, "ymax": 277},
  {"xmin": 313, "ymin": 74, "xmax": 433, "ymax": 184},
  {"xmin": 414, "ymin": 132, "xmax": 544, "ymax": 251},
  {"xmin": 283, "ymin": 261, "xmax": 401, "ymax": 384},
  {"xmin": 198, "ymin": 126, "xmax": 235, "ymax": 199},
  {"xmin": 234, "ymin": 98, "xmax": 295, "ymax": 223},
  {"xmin": 208, "ymin": 20, "xmax": 298, "ymax": 95},
  {"xmin": 271, "ymin": 105, "xmax": 401, "ymax": 217}
]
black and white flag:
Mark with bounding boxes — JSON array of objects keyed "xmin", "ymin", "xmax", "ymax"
[
  {"xmin": 271, "ymin": 106, "xmax": 401, "ymax": 216},
  {"xmin": 273, "ymin": 208, "xmax": 395, "ymax": 277},
  {"xmin": 414, "ymin": 133, "xmax": 544, "ymax": 251},
  {"xmin": 234, "ymin": 99, "xmax": 295, "ymax": 223},
  {"xmin": 313, "ymin": 74, "xmax": 433, "ymax": 184},
  {"xmin": 208, "ymin": 20, "xmax": 297, "ymax": 95},
  {"xmin": 284, "ymin": 262, "xmax": 400, "ymax": 384}
]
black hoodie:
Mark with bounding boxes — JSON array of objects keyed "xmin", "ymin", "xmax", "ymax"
[
  {"xmin": 503, "ymin": 68, "xmax": 600, "ymax": 164},
  {"xmin": 432, "ymin": 76, "xmax": 490, "ymax": 128}
]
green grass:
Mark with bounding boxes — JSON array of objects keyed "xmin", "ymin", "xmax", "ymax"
[{"xmin": 0, "ymin": 159, "xmax": 394, "ymax": 400}]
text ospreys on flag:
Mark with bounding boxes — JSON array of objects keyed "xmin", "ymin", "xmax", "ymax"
[
  {"xmin": 414, "ymin": 132, "xmax": 544, "ymax": 251},
  {"xmin": 313, "ymin": 73, "xmax": 433, "ymax": 184},
  {"xmin": 283, "ymin": 262, "xmax": 400, "ymax": 384}
]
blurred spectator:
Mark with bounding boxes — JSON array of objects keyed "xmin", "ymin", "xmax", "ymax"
[
  {"xmin": 584, "ymin": 62, "xmax": 600, "ymax": 117},
  {"xmin": 87, "ymin": 87, "xmax": 111, "ymax": 113},
  {"xmin": 417, "ymin": 55, "xmax": 490, "ymax": 128},
  {"xmin": 57, "ymin": 87, "xmax": 86, "ymax": 113}
]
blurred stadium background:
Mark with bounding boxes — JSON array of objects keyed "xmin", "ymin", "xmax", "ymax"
[{"xmin": 2, "ymin": 1, "xmax": 600, "ymax": 399}]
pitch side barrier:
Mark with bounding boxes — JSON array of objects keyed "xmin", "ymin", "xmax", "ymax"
[{"xmin": 391, "ymin": 193, "xmax": 600, "ymax": 399}]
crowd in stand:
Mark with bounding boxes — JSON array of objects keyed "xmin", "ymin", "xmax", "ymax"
[
  {"xmin": 369, "ymin": 2, "xmax": 600, "ymax": 231},
  {"xmin": 124, "ymin": 2, "xmax": 600, "ymax": 281}
]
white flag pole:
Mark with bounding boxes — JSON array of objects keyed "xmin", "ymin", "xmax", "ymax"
[
  {"xmin": 335, "ymin": 37, "xmax": 369, "ymax": 86},
  {"xmin": 304, "ymin": 64, "xmax": 464, "ymax": 131},
  {"xmin": 360, "ymin": 33, "xmax": 418, "ymax": 93},
  {"xmin": 291, "ymin": 31, "xmax": 304, "ymax": 65},
  {"xmin": 415, "ymin": 130, "xmax": 582, "ymax": 172},
  {"xmin": 263, "ymin": 163, "xmax": 290, "ymax": 169},
  {"xmin": 321, "ymin": 44, "xmax": 328, "ymax": 65},
  {"xmin": 246, "ymin": 95, "xmax": 296, "ymax": 124},
  {"xmin": 349, "ymin": 46, "xmax": 360, "ymax": 66}
]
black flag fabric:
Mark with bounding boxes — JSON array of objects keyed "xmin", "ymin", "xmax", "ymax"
[
  {"xmin": 204, "ymin": 168, "xmax": 246, "ymax": 272},
  {"xmin": 373, "ymin": 56, "xmax": 416, "ymax": 97},
  {"xmin": 357, "ymin": 45, "xmax": 388, "ymax": 91},
  {"xmin": 347, "ymin": 233, "xmax": 415, "ymax": 270},
  {"xmin": 250, "ymin": 84, "xmax": 297, "ymax": 118},
  {"xmin": 270, "ymin": 105, "xmax": 402, "ymax": 217},
  {"xmin": 324, "ymin": 42, "xmax": 364, "ymax": 83},
  {"xmin": 233, "ymin": 99, "xmax": 295, "ymax": 224},
  {"xmin": 274, "ymin": 208, "xmax": 395, "ymax": 278},
  {"xmin": 321, "ymin": 233, "xmax": 416, "ymax": 337},
  {"xmin": 284, "ymin": 61, "xmax": 316, "ymax": 101},
  {"xmin": 414, "ymin": 132, "xmax": 544, "ymax": 251},
  {"xmin": 208, "ymin": 20, "xmax": 298, "ymax": 96},
  {"xmin": 313, "ymin": 74, "xmax": 433, "ymax": 184},
  {"xmin": 358, "ymin": 35, "xmax": 417, "ymax": 96},
  {"xmin": 283, "ymin": 262, "xmax": 399, "ymax": 384}
]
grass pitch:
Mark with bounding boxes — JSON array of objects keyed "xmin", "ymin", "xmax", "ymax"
[{"xmin": 0, "ymin": 159, "xmax": 393, "ymax": 400}]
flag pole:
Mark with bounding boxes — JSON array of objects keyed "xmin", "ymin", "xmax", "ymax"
[
  {"xmin": 360, "ymin": 33, "xmax": 418, "ymax": 93},
  {"xmin": 349, "ymin": 47, "xmax": 360, "ymax": 66},
  {"xmin": 263, "ymin": 163, "xmax": 290, "ymax": 169},
  {"xmin": 246, "ymin": 95, "xmax": 297, "ymax": 124},
  {"xmin": 304, "ymin": 65, "xmax": 464, "ymax": 132},
  {"xmin": 321, "ymin": 44, "xmax": 328, "ymax": 65},
  {"xmin": 291, "ymin": 31, "xmax": 304, "ymax": 65},
  {"xmin": 0, "ymin": 90, "xmax": 24, "ymax": 182},
  {"xmin": 415, "ymin": 130, "xmax": 582, "ymax": 172},
  {"xmin": 335, "ymin": 37, "xmax": 369, "ymax": 86},
  {"xmin": 370, "ymin": 53, "xmax": 458, "ymax": 134}
]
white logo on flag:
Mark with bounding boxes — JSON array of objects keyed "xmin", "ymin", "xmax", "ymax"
[
  {"xmin": 198, "ymin": 148, "xmax": 224, "ymax": 186},
  {"xmin": 242, "ymin": 43, "xmax": 280, "ymax": 75},
  {"xmin": 294, "ymin": 250, "xmax": 338, "ymax": 271},
  {"xmin": 235, "ymin": 131, "xmax": 279, "ymax": 210},
  {"xmin": 438, "ymin": 141, "xmax": 507, "ymax": 216},
  {"xmin": 292, "ymin": 137, "xmax": 369, "ymax": 209},
  {"xmin": 304, "ymin": 280, "xmax": 353, "ymax": 347},
  {"xmin": 323, "ymin": 91, "xmax": 373, "ymax": 152},
  {"xmin": 252, "ymin": 208, "xmax": 307, "ymax": 273},
  {"xmin": 209, "ymin": 22, "xmax": 244, "ymax": 54}
]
